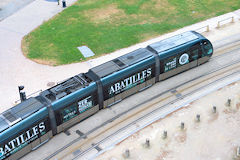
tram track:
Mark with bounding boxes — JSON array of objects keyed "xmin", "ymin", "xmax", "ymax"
[
  {"xmin": 214, "ymin": 37, "xmax": 240, "ymax": 51},
  {"xmin": 45, "ymin": 40, "xmax": 240, "ymax": 160},
  {"xmin": 72, "ymin": 57, "xmax": 240, "ymax": 160},
  {"xmin": 212, "ymin": 39, "xmax": 240, "ymax": 58},
  {"xmin": 80, "ymin": 69, "xmax": 240, "ymax": 160}
]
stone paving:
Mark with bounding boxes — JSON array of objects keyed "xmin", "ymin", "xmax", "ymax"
[
  {"xmin": 0, "ymin": 0, "xmax": 81, "ymax": 111},
  {"xmin": 96, "ymin": 80, "xmax": 240, "ymax": 160}
]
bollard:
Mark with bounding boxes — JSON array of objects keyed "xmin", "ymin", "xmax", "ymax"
[
  {"xmin": 213, "ymin": 106, "xmax": 217, "ymax": 113},
  {"xmin": 62, "ymin": 0, "xmax": 66, "ymax": 8},
  {"xmin": 206, "ymin": 25, "xmax": 209, "ymax": 32},
  {"xmin": 217, "ymin": 21, "xmax": 220, "ymax": 28},
  {"xmin": 181, "ymin": 122, "xmax": 185, "ymax": 130},
  {"xmin": 237, "ymin": 147, "xmax": 240, "ymax": 157},
  {"xmin": 163, "ymin": 131, "xmax": 167, "ymax": 139},
  {"xmin": 145, "ymin": 139, "xmax": 150, "ymax": 148},
  {"xmin": 123, "ymin": 149, "xmax": 130, "ymax": 158},
  {"xmin": 231, "ymin": 16, "xmax": 234, "ymax": 23},
  {"xmin": 196, "ymin": 114, "xmax": 200, "ymax": 122},
  {"xmin": 227, "ymin": 99, "xmax": 231, "ymax": 107}
]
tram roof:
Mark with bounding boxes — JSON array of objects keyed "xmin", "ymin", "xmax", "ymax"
[
  {"xmin": 148, "ymin": 31, "xmax": 199, "ymax": 54},
  {"xmin": 0, "ymin": 97, "xmax": 44, "ymax": 133},
  {"xmin": 90, "ymin": 48, "xmax": 153, "ymax": 78}
]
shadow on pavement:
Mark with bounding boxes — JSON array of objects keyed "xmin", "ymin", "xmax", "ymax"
[
  {"xmin": 45, "ymin": 0, "xmax": 58, "ymax": 2},
  {"xmin": 0, "ymin": 0, "xmax": 36, "ymax": 21}
]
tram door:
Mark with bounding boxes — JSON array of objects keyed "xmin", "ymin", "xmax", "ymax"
[{"xmin": 189, "ymin": 44, "xmax": 200, "ymax": 68}]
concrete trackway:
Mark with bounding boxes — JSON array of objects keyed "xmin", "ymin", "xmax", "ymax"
[{"xmin": 0, "ymin": 0, "xmax": 240, "ymax": 111}]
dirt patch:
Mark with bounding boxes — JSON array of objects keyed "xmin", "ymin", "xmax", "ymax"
[
  {"xmin": 47, "ymin": 82, "xmax": 56, "ymax": 87},
  {"xmin": 141, "ymin": 0, "xmax": 176, "ymax": 13},
  {"xmin": 31, "ymin": 58, "xmax": 57, "ymax": 66},
  {"xmin": 84, "ymin": 4, "xmax": 126, "ymax": 24},
  {"xmin": 153, "ymin": 0, "xmax": 176, "ymax": 12},
  {"xmin": 138, "ymin": 32, "xmax": 159, "ymax": 42},
  {"xmin": 131, "ymin": 132, "xmax": 139, "ymax": 139},
  {"xmin": 76, "ymin": 0, "xmax": 97, "ymax": 6},
  {"xmin": 84, "ymin": 2, "xmax": 174, "ymax": 25},
  {"xmin": 208, "ymin": 112, "xmax": 219, "ymax": 123},
  {"xmin": 66, "ymin": 17, "xmax": 78, "ymax": 25},
  {"xmin": 97, "ymin": 81, "xmax": 240, "ymax": 160},
  {"xmin": 134, "ymin": 0, "xmax": 176, "ymax": 25},
  {"xmin": 22, "ymin": 35, "xmax": 58, "ymax": 66},
  {"xmin": 223, "ymin": 108, "xmax": 238, "ymax": 114},
  {"xmin": 155, "ymin": 150, "xmax": 170, "ymax": 160},
  {"xmin": 21, "ymin": 35, "xmax": 30, "ymax": 57},
  {"xmin": 191, "ymin": 12, "xmax": 206, "ymax": 19},
  {"xmin": 136, "ymin": 14, "xmax": 165, "ymax": 24},
  {"xmin": 236, "ymin": 103, "xmax": 240, "ymax": 110},
  {"xmin": 123, "ymin": 0, "xmax": 138, "ymax": 5},
  {"xmin": 175, "ymin": 131, "xmax": 187, "ymax": 143}
]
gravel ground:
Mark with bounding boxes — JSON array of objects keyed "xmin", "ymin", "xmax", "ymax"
[{"xmin": 96, "ymin": 81, "xmax": 240, "ymax": 160}]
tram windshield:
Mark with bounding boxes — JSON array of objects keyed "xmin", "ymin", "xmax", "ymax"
[{"xmin": 203, "ymin": 41, "xmax": 213, "ymax": 55}]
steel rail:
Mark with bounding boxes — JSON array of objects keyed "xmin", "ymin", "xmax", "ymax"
[
  {"xmin": 84, "ymin": 69, "xmax": 240, "ymax": 160},
  {"xmin": 44, "ymin": 43, "xmax": 240, "ymax": 160},
  {"xmin": 72, "ymin": 50, "xmax": 240, "ymax": 159}
]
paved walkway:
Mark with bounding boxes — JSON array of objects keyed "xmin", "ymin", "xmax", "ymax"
[
  {"xmin": 0, "ymin": 0, "xmax": 90, "ymax": 111},
  {"xmin": 0, "ymin": 0, "xmax": 240, "ymax": 112},
  {"xmin": 0, "ymin": 0, "xmax": 35, "ymax": 21}
]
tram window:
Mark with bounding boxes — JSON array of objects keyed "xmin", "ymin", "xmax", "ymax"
[
  {"xmin": 202, "ymin": 41, "xmax": 213, "ymax": 56},
  {"xmin": 190, "ymin": 49, "xmax": 198, "ymax": 61},
  {"xmin": 78, "ymin": 96, "xmax": 94, "ymax": 114},
  {"xmin": 60, "ymin": 103, "xmax": 78, "ymax": 123}
]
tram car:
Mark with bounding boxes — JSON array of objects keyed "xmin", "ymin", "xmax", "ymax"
[{"xmin": 0, "ymin": 31, "xmax": 213, "ymax": 160}]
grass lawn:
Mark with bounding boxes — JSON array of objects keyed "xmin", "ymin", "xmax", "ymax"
[{"xmin": 22, "ymin": 0, "xmax": 240, "ymax": 65}]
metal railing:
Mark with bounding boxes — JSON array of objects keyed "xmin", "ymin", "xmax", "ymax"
[
  {"xmin": 195, "ymin": 25, "xmax": 210, "ymax": 33},
  {"xmin": 195, "ymin": 16, "xmax": 236, "ymax": 33},
  {"xmin": 216, "ymin": 16, "xmax": 234, "ymax": 28}
]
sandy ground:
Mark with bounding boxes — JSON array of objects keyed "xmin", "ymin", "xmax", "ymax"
[{"xmin": 96, "ymin": 81, "xmax": 240, "ymax": 160}]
